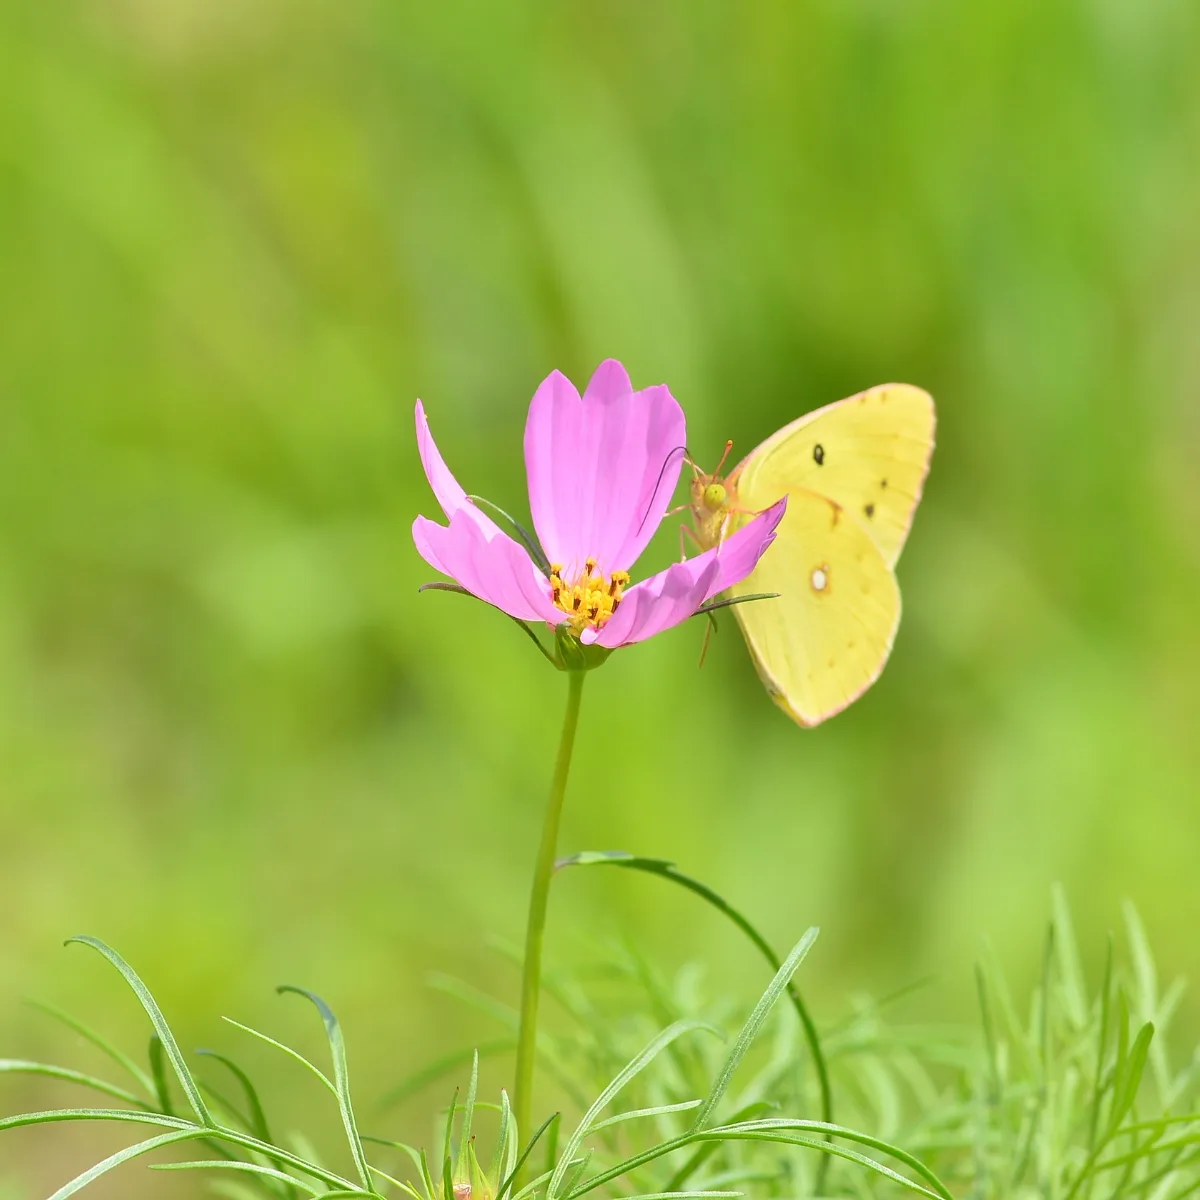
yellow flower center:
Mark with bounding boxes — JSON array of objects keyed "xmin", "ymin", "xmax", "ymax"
[{"xmin": 549, "ymin": 558, "xmax": 630, "ymax": 633}]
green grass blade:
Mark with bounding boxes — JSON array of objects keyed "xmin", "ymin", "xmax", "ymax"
[
  {"xmin": 0, "ymin": 1059, "xmax": 150, "ymax": 1109},
  {"xmin": 64, "ymin": 936, "xmax": 212, "ymax": 1126},
  {"xmin": 590, "ymin": 1099, "xmax": 704, "ymax": 1133},
  {"xmin": 455, "ymin": 1051, "xmax": 480, "ymax": 1180},
  {"xmin": 150, "ymin": 1159, "xmax": 321, "ymax": 1195},
  {"xmin": 490, "ymin": 1088, "xmax": 514, "ymax": 1184},
  {"xmin": 148, "ymin": 1034, "xmax": 174, "ymax": 1116},
  {"xmin": 1, "ymin": 1109, "xmax": 364, "ymax": 1192},
  {"xmin": 497, "ymin": 1112, "xmax": 558, "ymax": 1200},
  {"xmin": 198, "ymin": 1048, "xmax": 293, "ymax": 1190},
  {"xmin": 563, "ymin": 1118, "xmax": 950, "ymax": 1200},
  {"xmin": 614, "ymin": 1193, "xmax": 742, "ymax": 1199},
  {"xmin": 509, "ymin": 1165, "xmax": 558, "ymax": 1200},
  {"xmin": 197, "ymin": 1048, "xmax": 277, "ymax": 1146},
  {"xmin": 692, "ymin": 928, "xmax": 819, "ymax": 1131},
  {"xmin": 25, "ymin": 999, "xmax": 155, "ymax": 1096},
  {"xmin": 0, "ymin": 1106, "xmax": 191, "ymax": 1134},
  {"xmin": 1052, "ymin": 885, "xmax": 1088, "ymax": 1029},
  {"xmin": 1088, "ymin": 933, "xmax": 1115, "ymax": 1152},
  {"xmin": 47, "ymin": 1128, "xmax": 211, "ymax": 1199},
  {"xmin": 1110, "ymin": 1021, "xmax": 1155, "ymax": 1134},
  {"xmin": 278, "ymin": 986, "xmax": 373, "ymax": 1190},
  {"xmin": 443, "ymin": 1141, "xmax": 455, "ymax": 1200},
  {"xmin": 664, "ymin": 1103, "xmax": 774, "ymax": 1192},
  {"xmin": 704, "ymin": 1131, "xmax": 944, "ymax": 1200},
  {"xmin": 223, "ymin": 1016, "xmax": 337, "ymax": 1095},
  {"xmin": 362, "ymin": 1133, "xmax": 430, "ymax": 1194},
  {"xmin": 442, "ymin": 1084, "xmax": 459, "ymax": 1188},
  {"xmin": 556, "ymin": 853, "xmax": 834, "ymax": 1138},
  {"xmin": 550, "ymin": 1020, "xmax": 716, "ymax": 1199}
]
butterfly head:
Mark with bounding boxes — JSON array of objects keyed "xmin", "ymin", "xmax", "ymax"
[
  {"xmin": 701, "ymin": 480, "xmax": 728, "ymax": 512},
  {"xmin": 686, "ymin": 440, "xmax": 743, "ymax": 551}
]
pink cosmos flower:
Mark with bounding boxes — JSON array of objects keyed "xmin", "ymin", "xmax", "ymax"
[{"xmin": 412, "ymin": 360, "xmax": 786, "ymax": 651}]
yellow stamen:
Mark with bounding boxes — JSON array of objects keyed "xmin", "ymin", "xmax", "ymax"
[{"xmin": 550, "ymin": 562, "xmax": 630, "ymax": 633}]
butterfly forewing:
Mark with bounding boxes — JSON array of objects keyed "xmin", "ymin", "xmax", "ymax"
[{"xmin": 736, "ymin": 383, "xmax": 935, "ymax": 569}]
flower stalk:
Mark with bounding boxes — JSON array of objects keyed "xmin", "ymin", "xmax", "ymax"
[{"xmin": 513, "ymin": 668, "xmax": 586, "ymax": 1152}]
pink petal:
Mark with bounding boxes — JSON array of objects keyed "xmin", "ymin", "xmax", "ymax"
[
  {"xmin": 584, "ymin": 499, "xmax": 787, "ymax": 649},
  {"xmin": 704, "ymin": 497, "xmax": 788, "ymax": 599},
  {"xmin": 523, "ymin": 360, "xmax": 685, "ymax": 578},
  {"xmin": 416, "ymin": 401, "xmax": 501, "ymax": 535},
  {"xmin": 413, "ymin": 511, "xmax": 563, "ymax": 626},
  {"xmin": 584, "ymin": 553, "xmax": 721, "ymax": 649}
]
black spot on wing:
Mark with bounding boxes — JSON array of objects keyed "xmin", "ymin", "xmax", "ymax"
[
  {"xmin": 864, "ymin": 503, "xmax": 875, "ymax": 518},
  {"xmin": 813, "ymin": 443, "xmax": 825, "ymax": 465}
]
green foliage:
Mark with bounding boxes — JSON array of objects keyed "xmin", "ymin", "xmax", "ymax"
[
  {"xmin": 1, "ymin": 930, "xmax": 948, "ymax": 1199},
  {"xmin": 10, "ymin": 893, "xmax": 1198, "ymax": 1198}
]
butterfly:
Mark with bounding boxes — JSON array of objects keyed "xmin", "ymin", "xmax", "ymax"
[{"xmin": 687, "ymin": 384, "xmax": 936, "ymax": 727}]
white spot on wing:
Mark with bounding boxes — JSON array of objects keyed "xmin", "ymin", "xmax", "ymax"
[{"xmin": 810, "ymin": 565, "xmax": 829, "ymax": 593}]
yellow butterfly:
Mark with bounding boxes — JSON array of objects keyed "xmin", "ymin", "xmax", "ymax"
[{"xmin": 688, "ymin": 384, "xmax": 936, "ymax": 727}]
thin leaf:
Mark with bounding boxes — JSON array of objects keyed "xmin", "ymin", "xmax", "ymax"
[
  {"xmin": 466, "ymin": 494, "xmax": 550, "ymax": 573},
  {"xmin": 47, "ymin": 1128, "xmax": 210, "ymax": 1199},
  {"xmin": 614, "ymin": 1193, "xmax": 742, "ymax": 1199},
  {"xmin": 455, "ymin": 1051, "xmax": 480, "ymax": 1180},
  {"xmin": 664, "ymin": 1103, "xmax": 774, "ymax": 1193},
  {"xmin": 497, "ymin": 1112, "xmax": 559, "ymax": 1200},
  {"xmin": 1110, "ymin": 1022, "xmax": 1156, "ymax": 1134},
  {"xmin": 198, "ymin": 1048, "xmax": 277, "ymax": 1147},
  {"xmin": 694, "ymin": 592, "xmax": 780, "ymax": 616},
  {"xmin": 1052, "ymin": 884, "xmax": 1088, "ymax": 1029},
  {"xmin": 692, "ymin": 928, "xmax": 819, "ymax": 1130},
  {"xmin": 590, "ymin": 1099, "xmax": 704, "ymax": 1133},
  {"xmin": 555, "ymin": 853, "xmax": 833, "ymax": 1138},
  {"xmin": 550, "ymin": 1021, "xmax": 717, "ymax": 1199},
  {"xmin": 65, "ymin": 936, "xmax": 212, "ymax": 1126},
  {"xmin": 148, "ymin": 1034, "xmax": 174, "ymax": 1116},
  {"xmin": 490, "ymin": 1088, "xmax": 514, "ymax": 1184},
  {"xmin": 564, "ymin": 1118, "xmax": 951, "ymax": 1200},
  {"xmin": 1088, "ymin": 934, "xmax": 1115, "ymax": 1151},
  {"xmin": 0, "ymin": 1059, "xmax": 150, "ymax": 1109},
  {"xmin": 0, "ymin": 1107, "xmax": 360, "ymax": 1191},
  {"xmin": 0, "ymin": 1106, "xmax": 190, "ymax": 1135},
  {"xmin": 278, "ymin": 986, "xmax": 373, "ymax": 1190},
  {"xmin": 223, "ymin": 1016, "xmax": 337, "ymax": 1095},
  {"xmin": 443, "ymin": 1085, "xmax": 459, "ymax": 1188},
  {"xmin": 509, "ymin": 1166, "xmax": 558, "ymax": 1200},
  {"xmin": 198, "ymin": 1048, "xmax": 292, "ymax": 1189},
  {"xmin": 150, "ymin": 1159, "xmax": 321, "ymax": 1195},
  {"xmin": 24, "ymin": 999, "xmax": 154, "ymax": 1096}
]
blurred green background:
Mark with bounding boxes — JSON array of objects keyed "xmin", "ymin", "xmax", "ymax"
[{"xmin": 2, "ymin": 0, "xmax": 1199, "ymax": 1192}]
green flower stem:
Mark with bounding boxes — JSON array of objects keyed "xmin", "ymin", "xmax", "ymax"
[{"xmin": 513, "ymin": 668, "xmax": 586, "ymax": 1154}]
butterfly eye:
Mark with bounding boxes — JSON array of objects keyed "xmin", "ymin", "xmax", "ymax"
[{"xmin": 703, "ymin": 482, "xmax": 727, "ymax": 511}]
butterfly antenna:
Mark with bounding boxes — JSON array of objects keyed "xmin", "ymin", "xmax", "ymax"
[
  {"xmin": 636, "ymin": 444, "xmax": 688, "ymax": 535},
  {"xmin": 712, "ymin": 438, "xmax": 734, "ymax": 479}
]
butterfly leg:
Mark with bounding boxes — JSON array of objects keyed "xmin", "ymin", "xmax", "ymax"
[
  {"xmin": 679, "ymin": 522, "xmax": 703, "ymax": 562},
  {"xmin": 697, "ymin": 616, "xmax": 716, "ymax": 669}
]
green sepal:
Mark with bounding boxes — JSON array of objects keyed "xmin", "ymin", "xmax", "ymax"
[{"xmin": 552, "ymin": 627, "xmax": 612, "ymax": 673}]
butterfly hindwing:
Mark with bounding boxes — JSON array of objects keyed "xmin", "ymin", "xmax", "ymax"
[
  {"xmin": 736, "ymin": 384, "xmax": 935, "ymax": 569},
  {"xmin": 727, "ymin": 488, "xmax": 901, "ymax": 726}
]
